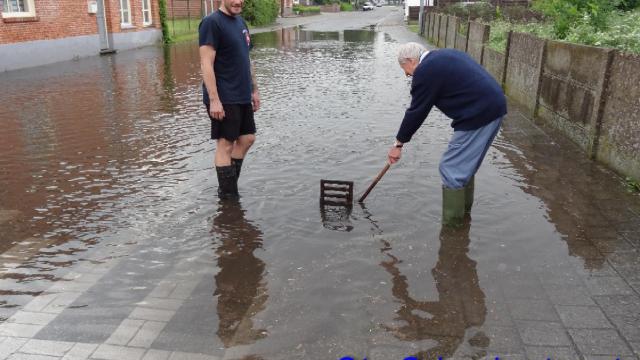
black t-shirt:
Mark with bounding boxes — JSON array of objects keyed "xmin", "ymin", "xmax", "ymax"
[{"xmin": 199, "ymin": 11, "xmax": 253, "ymax": 105}]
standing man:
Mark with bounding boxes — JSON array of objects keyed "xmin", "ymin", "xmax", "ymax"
[
  {"xmin": 388, "ymin": 43, "xmax": 506, "ymax": 227},
  {"xmin": 199, "ymin": 0, "xmax": 260, "ymax": 199}
]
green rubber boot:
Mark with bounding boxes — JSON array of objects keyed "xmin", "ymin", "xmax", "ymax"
[
  {"xmin": 465, "ymin": 175, "xmax": 475, "ymax": 214},
  {"xmin": 442, "ymin": 186, "xmax": 466, "ymax": 228}
]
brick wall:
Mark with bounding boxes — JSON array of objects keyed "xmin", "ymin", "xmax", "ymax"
[{"xmin": 0, "ymin": 0, "xmax": 160, "ymax": 44}]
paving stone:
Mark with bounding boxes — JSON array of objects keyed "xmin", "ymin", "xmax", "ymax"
[
  {"xmin": 502, "ymin": 283, "xmax": 547, "ymax": 300},
  {"xmin": 129, "ymin": 308, "xmax": 175, "ymax": 322},
  {"xmin": 582, "ymin": 277, "xmax": 634, "ymax": 296},
  {"xmin": 91, "ymin": 344, "xmax": 145, "ymax": 360},
  {"xmin": 141, "ymin": 349, "xmax": 171, "ymax": 360},
  {"xmin": 23, "ymin": 295, "xmax": 59, "ymax": 313},
  {"xmin": 613, "ymin": 266, "xmax": 640, "ymax": 283},
  {"xmin": 482, "ymin": 326, "xmax": 524, "ymax": 354},
  {"xmin": 555, "ymin": 306, "xmax": 613, "ymax": 329},
  {"xmin": 507, "ymin": 299, "xmax": 559, "ymax": 321},
  {"xmin": 0, "ymin": 323, "xmax": 43, "ymax": 338},
  {"xmin": 135, "ymin": 298, "xmax": 183, "ymax": 311},
  {"xmin": 147, "ymin": 282, "xmax": 177, "ymax": 299},
  {"xmin": 568, "ymin": 329, "xmax": 633, "ymax": 356},
  {"xmin": 608, "ymin": 315, "xmax": 640, "ymax": 343},
  {"xmin": 167, "ymin": 282, "xmax": 199, "ymax": 300},
  {"xmin": 0, "ymin": 337, "xmax": 29, "ymax": 360},
  {"xmin": 524, "ymin": 345, "xmax": 579, "ymax": 360},
  {"xmin": 105, "ymin": 319, "xmax": 144, "ymax": 346},
  {"xmin": 544, "ymin": 284, "xmax": 596, "ymax": 306},
  {"xmin": 515, "ymin": 321, "xmax": 572, "ymax": 347},
  {"xmin": 594, "ymin": 296, "xmax": 640, "ymax": 317},
  {"xmin": 8, "ymin": 312, "xmax": 58, "ymax": 326},
  {"xmin": 62, "ymin": 343, "xmax": 98, "ymax": 360},
  {"xmin": 41, "ymin": 293, "xmax": 83, "ymax": 314},
  {"xmin": 485, "ymin": 301, "xmax": 515, "ymax": 327},
  {"xmin": 7, "ymin": 354, "xmax": 60, "ymax": 360},
  {"xmin": 170, "ymin": 351, "xmax": 220, "ymax": 360},
  {"xmin": 128, "ymin": 321, "xmax": 167, "ymax": 348},
  {"xmin": 19, "ymin": 339, "xmax": 75, "ymax": 357}
]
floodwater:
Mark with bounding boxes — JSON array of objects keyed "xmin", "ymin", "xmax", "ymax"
[{"xmin": 1, "ymin": 13, "xmax": 640, "ymax": 359}]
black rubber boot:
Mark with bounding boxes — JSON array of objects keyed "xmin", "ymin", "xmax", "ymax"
[
  {"xmin": 216, "ymin": 165, "xmax": 239, "ymax": 200},
  {"xmin": 231, "ymin": 158, "xmax": 244, "ymax": 180},
  {"xmin": 442, "ymin": 186, "xmax": 465, "ymax": 228},
  {"xmin": 465, "ymin": 175, "xmax": 475, "ymax": 214}
]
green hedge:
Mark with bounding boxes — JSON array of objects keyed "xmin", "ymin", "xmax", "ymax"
[
  {"xmin": 340, "ymin": 2, "xmax": 354, "ymax": 11},
  {"xmin": 293, "ymin": 5, "xmax": 321, "ymax": 14},
  {"xmin": 243, "ymin": 0, "xmax": 279, "ymax": 26}
]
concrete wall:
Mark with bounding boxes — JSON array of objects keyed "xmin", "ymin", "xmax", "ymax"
[
  {"xmin": 482, "ymin": 46, "xmax": 506, "ymax": 85},
  {"xmin": 597, "ymin": 51, "xmax": 640, "ymax": 180},
  {"xmin": 466, "ymin": 21, "xmax": 489, "ymax": 64},
  {"xmin": 504, "ymin": 32, "xmax": 545, "ymax": 116},
  {"xmin": 422, "ymin": 14, "xmax": 640, "ymax": 181},
  {"xmin": 537, "ymin": 41, "xmax": 613, "ymax": 155},
  {"xmin": 446, "ymin": 16, "xmax": 457, "ymax": 49}
]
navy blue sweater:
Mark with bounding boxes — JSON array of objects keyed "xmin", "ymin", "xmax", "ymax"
[{"xmin": 396, "ymin": 49, "xmax": 507, "ymax": 143}]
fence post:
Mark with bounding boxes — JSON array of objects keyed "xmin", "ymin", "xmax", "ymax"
[
  {"xmin": 590, "ymin": 50, "xmax": 616, "ymax": 159},
  {"xmin": 501, "ymin": 30, "xmax": 512, "ymax": 89}
]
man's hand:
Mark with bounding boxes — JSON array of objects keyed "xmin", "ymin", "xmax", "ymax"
[
  {"xmin": 388, "ymin": 145, "xmax": 402, "ymax": 164},
  {"xmin": 252, "ymin": 90, "xmax": 261, "ymax": 112},
  {"xmin": 210, "ymin": 100, "xmax": 225, "ymax": 120}
]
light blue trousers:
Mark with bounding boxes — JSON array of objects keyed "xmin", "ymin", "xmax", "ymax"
[{"xmin": 439, "ymin": 116, "xmax": 503, "ymax": 189}]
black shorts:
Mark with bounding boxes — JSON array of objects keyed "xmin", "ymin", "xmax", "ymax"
[{"xmin": 206, "ymin": 103, "xmax": 256, "ymax": 141}]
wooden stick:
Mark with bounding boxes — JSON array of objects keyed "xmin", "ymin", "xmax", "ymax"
[{"xmin": 358, "ymin": 162, "xmax": 391, "ymax": 203}]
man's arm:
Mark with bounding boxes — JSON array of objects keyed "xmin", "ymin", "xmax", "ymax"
[
  {"xmin": 250, "ymin": 61, "xmax": 260, "ymax": 112},
  {"xmin": 388, "ymin": 69, "xmax": 439, "ymax": 164},
  {"xmin": 200, "ymin": 45, "xmax": 225, "ymax": 120}
]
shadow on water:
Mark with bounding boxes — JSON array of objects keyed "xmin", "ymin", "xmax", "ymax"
[{"xmin": 212, "ymin": 200, "xmax": 268, "ymax": 348}]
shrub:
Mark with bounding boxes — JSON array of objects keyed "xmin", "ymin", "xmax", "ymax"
[
  {"xmin": 442, "ymin": 1, "xmax": 496, "ymax": 22},
  {"xmin": 532, "ymin": 0, "xmax": 617, "ymax": 37},
  {"xmin": 293, "ymin": 5, "xmax": 321, "ymax": 14},
  {"xmin": 243, "ymin": 0, "xmax": 279, "ymax": 26},
  {"xmin": 340, "ymin": 2, "xmax": 354, "ymax": 11},
  {"xmin": 565, "ymin": 9, "xmax": 640, "ymax": 53}
]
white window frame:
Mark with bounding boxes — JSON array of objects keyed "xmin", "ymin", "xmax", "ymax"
[
  {"xmin": 2, "ymin": 0, "xmax": 37, "ymax": 18},
  {"xmin": 141, "ymin": 0, "xmax": 152, "ymax": 25},
  {"xmin": 120, "ymin": 0, "xmax": 132, "ymax": 26}
]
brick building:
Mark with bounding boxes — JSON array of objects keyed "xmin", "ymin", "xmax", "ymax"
[{"xmin": 0, "ymin": 0, "xmax": 162, "ymax": 72}]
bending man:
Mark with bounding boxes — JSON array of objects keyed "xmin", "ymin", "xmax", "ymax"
[{"xmin": 388, "ymin": 43, "xmax": 506, "ymax": 226}]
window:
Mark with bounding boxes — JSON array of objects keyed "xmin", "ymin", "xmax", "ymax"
[
  {"xmin": 2, "ymin": 0, "xmax": 36, "ymax": 18},
  {"xmin": 142, "ymin": 0, "xmax": 152, "ymax": 25},
  {"xmin": 120, "ymin": 0, "xmax": 131, "ymax": 26}
]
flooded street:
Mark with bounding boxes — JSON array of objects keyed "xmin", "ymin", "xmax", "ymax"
[{"xmin": 1, "ymin": 7, "xmax": 640, "ymax": 360}]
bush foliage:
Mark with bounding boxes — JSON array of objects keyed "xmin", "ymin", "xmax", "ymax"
[
  {"xmin": 440, "ymin": 0, "xmax": 640, "ymax": 54},
  {"xmin": 243, "ymin": 0, "xmax": 279, "ymax": 26}
]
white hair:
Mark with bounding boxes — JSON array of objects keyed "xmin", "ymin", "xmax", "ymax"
[{"xmin": 397, "ymin": 42, "xmax": 426, "ymax": 64}]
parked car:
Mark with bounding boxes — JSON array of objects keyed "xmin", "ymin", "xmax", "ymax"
[{"xmin": 362, "ymin": 2, "xmax": 375, "ymax": 10}]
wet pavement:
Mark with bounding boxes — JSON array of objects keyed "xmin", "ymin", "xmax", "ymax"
[{"xmin": 1, "ymin": 6, "xmax": 640, "ymax": 360}]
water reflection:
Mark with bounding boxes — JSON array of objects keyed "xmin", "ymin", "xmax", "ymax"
[
  {"xmin": 493, "ymin": 107, "xmax": 629, "ymax": 271},
  {"xmin": 381, "ymin": 216, "xmax": 488, "ymax": 359},
  {"xmin": 319, "ymin": 205, "xmax": 354, "ymax": 232},
  {"xmin": 252, "ymin": 27, "xmax": 376, "ymax": 50},
  {"xmin": 212, "ymin": 200, "xmax": 268, "ymax": 347}
]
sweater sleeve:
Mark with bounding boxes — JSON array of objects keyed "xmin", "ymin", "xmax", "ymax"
[{"xmin": 395, "ymin": 66, "xmax": 440, "ymax": 143}]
